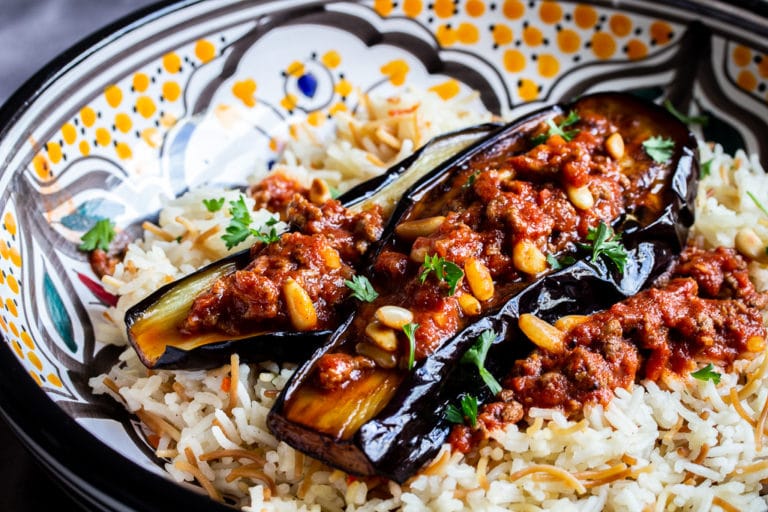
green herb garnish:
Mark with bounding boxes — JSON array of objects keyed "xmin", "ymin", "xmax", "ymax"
[
  {"xmin": 446, "ymin": 394, "xmax": 478, "ymax": 428},
  {"xmin": 461, "ymin": 329, "xmax": 502, "ymax": 395},
  {"xmin": 642, "ymin": 136, "xmax": 675, "ymax": 163},
  {"xmin": 532, "ymin": 110, "xmax": 581, "ymax": 145},
  {"xmin": 463, "ymin": 171, "xmax": 481, "ymax": 189},
  {"xmin": 202, "ymin": 197, "xmax": 226, "ymax": 212},
  {"xmin": 747, "ymin": 191, "xmax": 768, "ymax": 218},
  {"xmin": 79, "ymin": 219, "xmax": 116, "ymax": 251},
  {"xmin": 700, "ymin": 159, "xmax": 713, "ymax": 178},
  {"xmin": 420, "ymin": 254, "xmax": 464, "ymax": 295},
  {"xmin": 344, "ymin": 275, "xmax": 379, "ymax": 302},
  {"xmin": 403, "ymin": 322, "xmax": 419, "ymax": 370},
  {"xmin": 221, "ymin": 196, "xmax": 281, "ymax": 249},
  {"xmin": 578, "ymin": 221, "xmax": 628, "ymax": 273},
  {"xmin": 691, "ymin": 363, "xmax": 721, "ymax": 384},
  {"xmin": 546, "ymin": 253, "xmax": 576, "ymax": 270},
  {"xmin": 663, "ymin": 100, "xmax": 708, "ymax": 126}
]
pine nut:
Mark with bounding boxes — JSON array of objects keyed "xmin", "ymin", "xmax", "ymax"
[
  {"xmin": 747, "ymin": 335, "xmax": 766, "ymax": 352},
  {"xmin": 464, "ymin": 258, "xmax": 494, "ymax": 301},
  {"xmin": 283, "ymin": 278, "xmax": 318, "ymax": 331},
  {"xmin": 458, "ymin": 293, "xmax": 482, "ymax": 316},
  {"xmin": 309, "ymin": 178, "xmax": 331, "ymax": 205},
  {"xmin": 735, "ymin": 228, "xmax": 766, "ymax": 261},
  {"xmin": 512, "ymin": 240, "xmax": 548, "ymax": 275},
  {"xmin": 374, "ymin": 306, "xmax": 414, "ymax": 330},
  {"xmin": 365, "ymin": 320, "xmax": 399, "ymax": 351},
  {"xmin": 355, "ymin": 342, "xmax": 397, "ymax": 368},
  {"xmin": 566, "ymin": 185, "xmax": 594, "ymax": 211},
  {"xmin": 605, "ymin": 132, "xmax": 625, "ymax": 160},
  {"xmin": 519, "ymin": 313, "xmax": 566, "ymax": 354},
  {"xmin": 395, "ymin": 216, "xmax": 446, "ymax": 240},
  {"xmin": 553, "ymin": 315, "xmax": 590, "ymax": 332},
  {"xmin": 410, "ymin": 243, "xmax": 430, "ymax": 264}
]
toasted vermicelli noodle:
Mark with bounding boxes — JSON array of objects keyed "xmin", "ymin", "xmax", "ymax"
[{"xmin": 89, "ymin": 92, "xmax": 768, "ymax": 511}]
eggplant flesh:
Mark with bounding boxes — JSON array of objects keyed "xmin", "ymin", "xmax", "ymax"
[
  {"xmin": 124, "ymin": 124, "xmax": 500, "ymax": 369},
  {"xmin": 267, "ymin": 92, "xmax": 699, "ymax": 482}
]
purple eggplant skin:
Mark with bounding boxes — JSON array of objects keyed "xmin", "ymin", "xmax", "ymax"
[
  {"xmin": 123, "ymin": 124, "xmax": 501, "ymax": 370},
  {"xmin": 267, "ymin": 92, "xmax": 699, "ymax": 483}
]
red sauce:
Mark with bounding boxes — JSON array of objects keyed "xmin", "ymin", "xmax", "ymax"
[
  {"xmin": 451, "ymin": 246, "xmax": 768, "ymax": 453},
  {"xmin": 182, "ymin": 179, "xmax": 384, "ymax": 336},
  {"xmin": 314, "ymin": 106, "xmax": 669, "ymax": 389}
]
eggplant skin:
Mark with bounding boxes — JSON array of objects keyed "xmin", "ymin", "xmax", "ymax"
[
  {"xmin": 123, "ymin": 124, "xmax": 500, "ymax": 370},
  {"xmin": 268, "ymin": 92, "xmax": 699, "ymax": 483}
]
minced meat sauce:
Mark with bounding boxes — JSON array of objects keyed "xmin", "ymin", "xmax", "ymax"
[
  {"xmin": 449, "ymin": 246, "xmax": 768, "ymax": 453},
  {"xmin": 313, "ymin": 105, "xmax": 676, "ymax": 389},
  {"xmin": 180, "ymin": 174, "xmax": 384, "ymax": 335}
]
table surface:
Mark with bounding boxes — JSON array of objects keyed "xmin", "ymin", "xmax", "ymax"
[{"xmin": 0, "ymin": 3, "xmax": 157, "ymax": 509}]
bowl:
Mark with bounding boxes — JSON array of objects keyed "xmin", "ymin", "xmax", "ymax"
[{"xmin": 1, "ymin": 0, "xmax": 767, "ymax": 510}]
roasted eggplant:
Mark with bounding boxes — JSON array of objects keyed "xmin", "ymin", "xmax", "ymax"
[
  {"xmin": 125, "ymin": 124, "xmax": 500, "ymax": 369},
  {"xmin": 267, "ymin": 92, "xmax": 698, "ymax": 482}
]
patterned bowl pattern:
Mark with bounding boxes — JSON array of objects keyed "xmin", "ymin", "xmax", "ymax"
[{"xmin": 0, "ymin": 0, "xmax": 767, "ymax": 509}]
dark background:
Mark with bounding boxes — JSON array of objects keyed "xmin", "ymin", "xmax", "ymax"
[{"xmin": 0, "ymin": 2, "xmax": 157, "ymax": 509}]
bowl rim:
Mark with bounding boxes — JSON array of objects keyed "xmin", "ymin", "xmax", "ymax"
[{"xmin": 0, "ymin": 0, "xmax": 767, "ymax": 510}]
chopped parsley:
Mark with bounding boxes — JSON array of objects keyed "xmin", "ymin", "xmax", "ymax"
[
  {"xmin": 690, "ymin": 363, "xmax": 721, "ymax": 384},
  {"xmin": 642, "ymin": 136, "xmax": 675, "ymax": 163},
  {"xmin": 79, "ymin": 219, "xmax": 116, "ymax": 251},
  {"xmin": 202, "ymin": 197, "xmax": 226, "ymax": 212},
  {"xmin": 532, "ymin": 110, "xmax": 581, "ymax": 145},
  {"xmin": 546, "ymin": 253, "xmax": 576, "ymax": 271},
  {"xmin": 461, "ymin": 329, "xmax": 502, "ymax": 395},
  {"xmin": 420, "ymin": 254, "xmax": 464, "ymax": 295},
  {"xmin": 445, "ymin": 394, "xmax": 478, "ymax": 428},
  {"xmin": 463, "ymin": 171, "xmax": 481, "ymax": 189},
  {"xmin": 221, "ymin": 195, "xmax": 281, "ymax": 249},
  {"xmin": 747, "ymin": 191, "xmax": 768, "ymax": 218},
  {"xmin": 344, "ymin": 275, "xmax": 379, "ymax": 302},
  {"xmin": 663, "ymin": 99, "xmax": 708, "ymax": 126},
  {"xmin": 403, "ymin": 322, "xmax": 419, "ymax": 370},
  {"xmin": 578, "ymin": 221, "xmax": 628, "ymax": 273},
  {"xmin": 700, "ymin": 159, "xmax": 713, "ymax": 178}
]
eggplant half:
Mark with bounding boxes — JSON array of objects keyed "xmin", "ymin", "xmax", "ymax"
[
  {"xmin": 267, "ymin": 92, "xmax": 699, "ymax": 482},
  {"xmin": 124, "ymin": 124, "xmax": 500, "ymax": 369}
]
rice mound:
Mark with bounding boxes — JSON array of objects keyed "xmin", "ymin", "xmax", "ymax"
[{"xmin": 89, "ymin": 92, "xmax": 768, "ymax": 511}]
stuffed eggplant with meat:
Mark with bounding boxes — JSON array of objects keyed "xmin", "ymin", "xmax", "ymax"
[
  {"xmin": 124, "ymin": 124, "xmax": 499, "ymax": 369},
  {"xmin": 267, "ymin": 92, "xmax": 699, "ymax": 482}
]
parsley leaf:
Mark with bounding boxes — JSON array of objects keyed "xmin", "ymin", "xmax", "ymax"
[
  {"xmin": 578, "ymin": 221, "xmax": 628, "ymax": 273},
  {"xmin": 403, "ymin": 323, "xmax": 419, "ymax": 370},
  {"xmin": 700, "ymin": 159, "xmax": 713, "ymax": 178},
  {"xmin": 221, "ymin": 195, "xmax": 281, "ymax": 249},
  {"xmin": 532, "ymin": 110, "xmax": 581, "ymax": 145},
  {"xmin": 420, "ymin": 254, "xmax": 464, "ymax": 295},
  {"xmin": 691, "ymin": 363, "xmax": 721, "ymax": 384},
  {"xmin": 79, "ymin": 219, "xmax": 116, "ymax": 251},
  {"xmin": 463, "ymin": 171, "xmax": 481, "ymax": 189},
  {"xmin": 747, "ymin": 191, "xmax": 768, "ymax": 218},
  {"xmin": 202, "ymin": 197, "xmax": 226, "ymax": 212},
  {"xmin": 663, "ymin": 99, "xmax": 708, "ymax": 126},
  {"xmin": 344, "ymin": 275, "xmax": 379, "ymax": 302},
  {"xmin": 546, "ymin": 253, "xmax": 576, "ymax": 270},
  {"xmin": 445, "ymin": 394, "xmax": 478, "ymax": 428},
  {"xmin": 461, "ymin": 329, "xmax": 502, "ymax": 395},
  {"xmin": 642, "ymin": 136, "xmax": 675, "ymax": 163}
]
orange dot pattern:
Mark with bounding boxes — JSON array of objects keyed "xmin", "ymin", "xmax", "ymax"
[
  {"xmin": 0, "ymin": 200, "xmax": 66, "ymax": 392},
  {"xmin": 728, "ymin": 43, "xmax": 768, "ymax": 101},
  {"xmin": 367, "ymin": 0, "xmax": 687, "ymax": 103},
  {"xmin": 29, "ymin": 36, "xmax": 225, "ymax": 180}
]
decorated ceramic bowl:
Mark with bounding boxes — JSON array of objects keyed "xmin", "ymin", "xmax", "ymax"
[{"xmin": 1, "ymin": 0, "xmax": 768, "ymax": 510}]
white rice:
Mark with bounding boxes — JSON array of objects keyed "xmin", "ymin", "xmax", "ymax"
[{"xmin": 89, "ymin": 93, "xmax": 768, "ymax": 511}]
